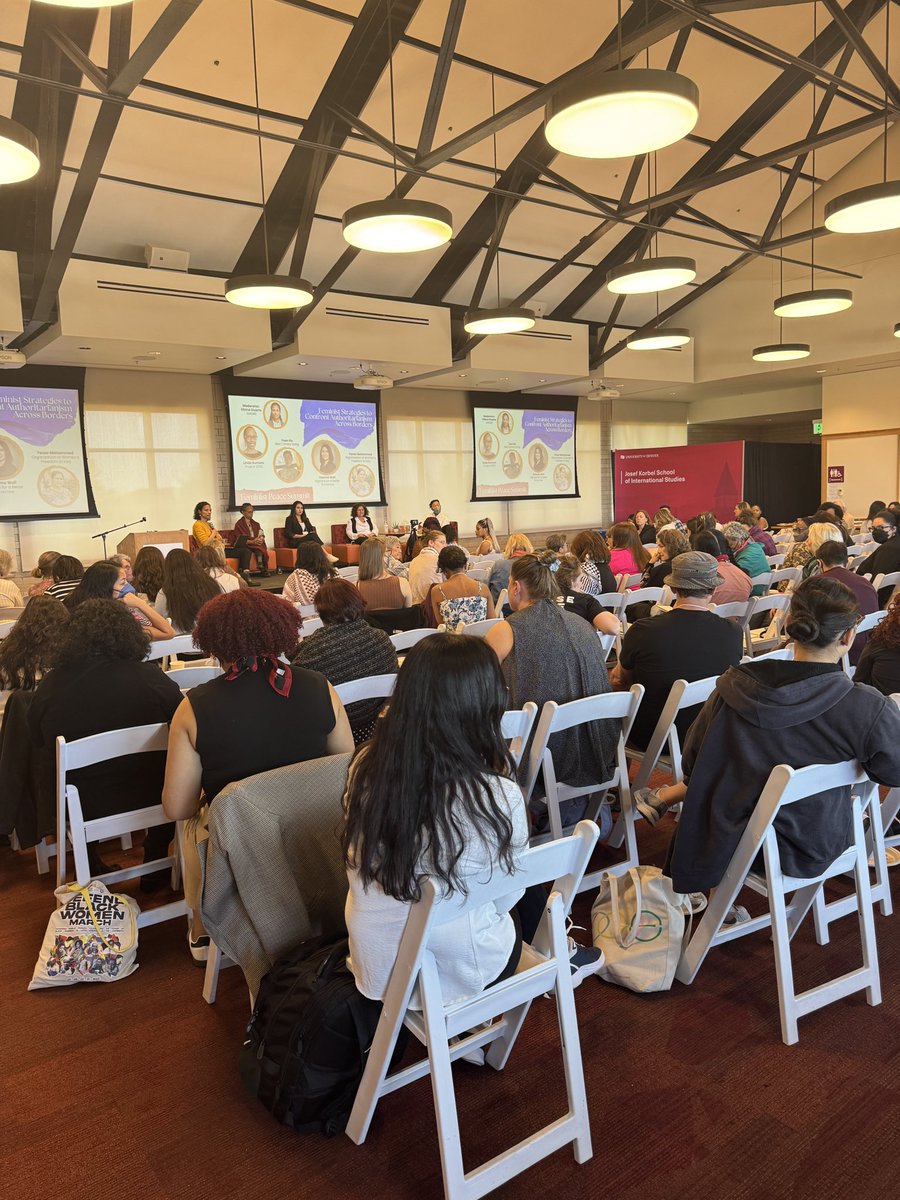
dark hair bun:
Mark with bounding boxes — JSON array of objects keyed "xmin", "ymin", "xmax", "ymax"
[
  {"xmin": 786, "ymin": 575, "xmax": 859, "ymax": 648},
  {"xmin": 785, "ymin": 611, "xmax": 820, "ymax": 644}
]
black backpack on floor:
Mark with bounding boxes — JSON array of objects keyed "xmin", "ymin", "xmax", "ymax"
[{"xmin": 239, "ymin": 932, "xmax": 390, "ymax": 1137}]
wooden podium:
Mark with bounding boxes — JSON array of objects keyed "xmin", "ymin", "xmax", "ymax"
[{"xmin": 117, "ymin": 529, "xmax": 189, "ymax": 559}]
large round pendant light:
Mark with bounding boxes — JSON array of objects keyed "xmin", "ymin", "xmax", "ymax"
[
  {"xmin": 824, "ymin": 181, "xmax": 900, "ymax": 234},
  {"xmin": 627, "ymin": 327, "xmax": 691, "ymax": 350},
  {"xmin": 0, "ymin": 116, "xmax": 40, "ymax": 185},
  {"xmin": 774, "ymin": 288, "xmax": 853, "ymax": 318},
  {"xmin": 544, "ymin": 68, "xmax": 699, "ymax": 158},
  {"xmin": 463, "ymin": 307, "xmax": 535, "ymax": 335},
  {"xmin": 342, "ymin": 199, "xmax": 453, "ymax": 253},
  {"xmin": 893, "ymin": 322, "xmax": 900, "ymax": 337},
  {"xmin": 752, "ymin": 342, "xmax": 811, "ymax": 362},
  {"xmin": 225, "ymin": 274, "xmax": 314, "ymax": 310},
  {"xmin": 33, "ymin": 1, "xmax": 133, "ymax": 7},
  {"xmin": 607, "ymin": 256, "xmax": 696, "ymax": 295}
]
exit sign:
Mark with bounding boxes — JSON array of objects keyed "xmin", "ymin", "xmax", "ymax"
[{"xmin": 812, "ymin": 419, "xmax": 823, "ymax": 435}]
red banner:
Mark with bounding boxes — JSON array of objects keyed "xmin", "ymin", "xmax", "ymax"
[{"xmin": 613, "ymin": 442, "xmax": 744, "ymax": 524}]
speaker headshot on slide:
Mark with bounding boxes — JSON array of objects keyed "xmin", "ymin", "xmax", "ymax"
[
  {"xmin": 313, "ymin": 440, "xmax": 340, "ymax": 475},
  {"xmin": 38, "ymin": 466, "xmax": 79, "ymax": 507},
  {"xmin": 237, "ymin": 424, "xmax": 267, "ymax": 460},
  {"xmin": 553, "ymin": 463, "xmax": 573, "ymax": 492},
  {"xmin": 264, "ymin": 400, "xmax": 287, "ymax": 429},
  {"xmin": 528, "ymin": 442, "xmax": 548, "ymax": 472},
  {"xmin": 479, "ymin": 431, "xmax": 498, "ymax": 460},
  {"xmin": 274, "ymin": 449, "xmax": 303, "ymax": 483},
  {"xmin": 349, "ymin": 464, "xmax": 375, "ymax": 497},
  {"xmin": 502, "ymin": 449, "xmax": 522, "ymax": 479},
  {"xmin": 497, "ymin": 411, "xmax": 513, "ymax": 435},
  {"xmin": 0, "ymin": 436, "xmax": 24, "ymax": 480}
]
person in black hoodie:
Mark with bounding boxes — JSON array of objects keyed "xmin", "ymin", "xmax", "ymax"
[{"xmin": 633, "ymin": 575, "xmax": 900, "ymax": 906}]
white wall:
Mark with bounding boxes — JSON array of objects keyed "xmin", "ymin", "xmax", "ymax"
[{"xmin": 821, "ymin": 363, "xmax": 900, "ymax": 513}]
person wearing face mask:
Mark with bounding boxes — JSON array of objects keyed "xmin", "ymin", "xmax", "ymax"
[
  {"xmin": 856, "ymin": 509, "xmax": 900, "ymax": 607},
  {"xmin": 782, "ymin": 517, "xmax": 814, "ymax": 573}
]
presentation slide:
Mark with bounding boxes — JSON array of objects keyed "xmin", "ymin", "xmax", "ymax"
[
  {"xmin": 471, "ymin": 402, "xmax": 578, "ymax": 501},
  {"xmin": 225, "ymin": 392, "xmax": 385, "ymax": 509},
  {"xmin": 613, "ymin": 441, "xmax": 744, "ymax": 523},
  {"xmin": 0, "ymin": 383, "xmax": 96, "ymax": 522}
]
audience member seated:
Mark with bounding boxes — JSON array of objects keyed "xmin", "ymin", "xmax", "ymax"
[
  {"xmin": 30, "ymin": 600, "xmax": 183, "ymax": 878},
  {"xmin": 815, "ymin": 539, "xmax": 877, "ymax": 666},
  {"xmin": 692, "ymin": 531, "xmax": 751, "ymax": 607},
  {"xmin": 68, "ymin": 561, "xmax": 176, "ymax": 641},
  {"xmin": 722, "ymin": 521, "xmax": 770, "ymax": 595},
  {"xmin": 855, "ymin": 595, "xmax": 900, "ymax": 695},
  {"xmin": 292, "ymin": 578, "xmax": 397, "ymax": 745},
  {"xmin": 570, "ymin": 529, "xmax": 617, "ymax": 597},
  {"xmin": 750, "ymin": 504, "xmax": 768, "ymax": 531},
  {"xmin": 818, "ymin": 502, "xmax": 853, "ymax": 545},
  {"xmin": 799, "ymin": 522, "xmax": 845, "ymax": 581},
  {"xmin": 553, "ymin": 555, "xmax": 621, "ymax": 636},
  {"xmin": 382, "ymin": 536, "xmax": 409, "ymax": 579},
  {"xmin": 782, "ymin": 516, "xmax": 812, "ymax": 560},
  {"xmin": 162, "ymin": 588, "xmax": 354, "ymax": 959},
  {"xmin": 696, "ymin": 511, "xmax": 730, "ymax": 558},
  {"xmin": 407, "ymin": 518, "xmax": 442, "ymax": 563},
  {"xmin": 545, "ymin": 531, "xmax": 568, "ymax": 557},
  {"xmin": 45, "ymin": 555, "xmax": 84, "ymax": 603},
  {"xmin": 193, "ymin": 500, "xmax": 251, "ymax": 578},
  {"xmin": 132, "ymin": 545, "xmax": 165, "ymax": 605},
  {"xmin": 736, "ymin": 509, "xmax": 777, "ymax": 556},
  {"xmin": 866, "ymin": 499, "xmax": 887, "ymax": 530},
  {"xmin": 611, "ymin": 552, "xmax": 743, "ymax": 751},
  {"xmin": 346, "ymin": 504, "xmax": 377, "ymax": 544},
  {"xmin": 607, "ymin": 521, "xmax": 650, "ymax": 586},
  {"xmin": 488, "ymin": 533, "xmax": 533, "ymax": 601},
  {"xmin": 475, "ymin": 518, "xmax": 502, "ymax": 555},
  {"xmin": 233, "ymin": 503, "xmax": 270, "ymax": 576},
  {"xmin": 108, "ymin": 553, "xmax": 135, "ymax": 596},
  {"xmin": 625, "ymin": 528, "xmax": 691, "ymax": 624},
  {"xmin": 356, "ymin": 537, "xmax": 411, "ymax": 610},
  {"xmin": 154, "ymin": 548, "xmax": 220, "ymax": 636},
  {"xmin": 856, "ymin": 509, "xmax": 900, "ymax": 607},
  {"xmin": 485, "ymin": 552, "xmax": 618, "ymax": 817},
  {"xmin": 344, "ymin": 634, "xmax": 539, "ymax": 1005},
  {"xmin": 282, "ymin": 542, "xmax": 336, "ymax": 607},
  {"xmin": 0, "ymin": 549, "xmax": 24, "ymax": 609},
  {"xmin": 0, "ymin": 595, "xmax": 69, "ymax": 714},
  {"xmin": 27, "ymin": 550, "xmax": 60, "ymax": 599},
  {"xmin": 634, "ymin": 577, "xmax": 900, "ymax": 912},
  {"xmin": 284, "ymin": 500, "xmax": 324, "ymax": 557},
  {"xmin": 430, "ymin": 545, "xmax": 494, "ymax": 627},
  {"xmin": 654, "ymin": 506, "xmax": 686, "ymax": 534},
  {"xmin": 196, "ymin": 543, "xmax": 243, "ymax": 594},
  {"xmin": 409, "ymin": 527, "xmax": 447, "ymax": 605},
  {"xmin": 634, "ymin": 509, "xmax": 656, "ymax": 545}
]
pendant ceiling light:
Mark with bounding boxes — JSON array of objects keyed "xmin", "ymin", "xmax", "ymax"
[
  {"xmin": 226, "ymin": 0, "xmax": 313, "ymax": 310},
  {"xmin": 33, "ymin": 0, "xmax": 132, "ymax": 7},
  {"xmin": 752, "ymin": 343, "xmax": 810, "ymax": 362},
  {"xmin": 464, "ymin": 73, "xmax": 535, "ymax": 335},
  {"xmin": 627, "ymin": 327, "xmax": 691, "ymax": 350},
  {"xmin": 824, "ymin": 4, "xmax": 900, "ymax": 233},
  {"xmin": 342, "ymin": 2, "xmax": 452, "ymax": 254},
  {"xmin": 0, "ymin": 115, "xmax": 40, "ymax": 185},
  {"xmin": 893, "ymin": 322, "xmax": 900, "ymax": 337},
  {"xmin": 607, "ymin": 255, "xmax": 696, "ymax": 295}
]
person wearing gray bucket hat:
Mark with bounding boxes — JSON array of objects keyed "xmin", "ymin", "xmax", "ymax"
[{"xmin": 611, "ymin": 551, "xmax": 743, "ymax": 752}]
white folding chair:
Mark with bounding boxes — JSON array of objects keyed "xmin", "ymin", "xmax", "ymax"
[
  {"xmin": 742, "ymin": 593, "xmax": 791, "ymax": 657},
  {"xmin": 841, "ymin": 610, "xmax": 885, "ymax": 678},
  {"xmin": 296, "ymin": 603, "xmax": 317, "ymax": 619},
  {"xmin": 334, "ymin": 673, "xmax": 397, "ymax": 706},
  {"xmin": 165, "ymin": 665, "xmax": 223, "ymax": 690},
  {"xmin": 852, "ymin": 532, "xmax": 871, "ymax": 544},
  {"xmin": 765, "ymin": 554, "xmax": 786, "ymax": 567},
  {"xmin": 298, "ymin": 616, "xmax": 324, "ymax": 637},
  {"xmin": 597, "ymin": 629, "xmax": 617, "ymax": 658},
  {"xmin": 337, "ymin": 565, "xmax": 359, "ymax": 579},
  {"xmin": 466, "ymin": 564, "xmax": 492, "ymax": 583},
  {"xmin": 389, "ymin": 628, "xmax": 439, "ymax": 653},
  {"xmin": 846, "ymin": 543, "xmax": 868, "ymax": 559},
  {"xmin": 630, "ymin": 675, "xmax": 721, "ymax": 792},
  {"xmin": 872, "ymin": 571, "xmax": 900, "ymax": 602},
  {"xmin": 620, "ymin": 588, "xmax": 664, "ymax": 634},
  {"xmin": 500, "ymin": 702, "xmax": 538, "ymax": 768},
  {"xmin": 346, "ymin": 821, "xmax": 600, "ymax": 1198},
  {"xmin": 747, "ymin": 644, "xmax": 795, "ymax": 663},
  {"xmin": 769, "ymin": 567, "xmax": 802, "ymax": 589},
  {"xmin": 711, "ymin": 598, "xmax": 753, "ymax": 623},
  {"xmin": 616, "ymin": 572, "xmax": 642, "ymax": 593},
  {"xmin": 523, "ymin": 686, "xmax": 645, "ymax": 891},
  {"xmin": 596, "ymin": 591, "xmax": 626, "ymax": 620},
  {"xmin": 56, "ymin": 723, "xmax": 187, "ymax": 929},
  {"xmin": 495, "ymin": 587, "xmax": 508, "ymax": 613},
  {"xmin": 145, "ymin": 634, "xmax": 196, "ymax": 665},
  {"xmin": 676, "ymin": 761, "xmax": 881, "ymax": 1045},
  {"xmin": 463, "ymin": 618, "xmax": 501, "ymax": 638},
  {"xmin": 0, "ymin": 620, "xmax": 16, "ymax": 639},
  {"xmin": 751, "ymin": 571, "xmax": 773, "ymax": 593}
]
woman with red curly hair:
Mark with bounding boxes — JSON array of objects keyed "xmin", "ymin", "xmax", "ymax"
[
  {"xmin": 163, "ymin": 588, "xmax": 353, "ymax": 960},
  {"xmin": 855, "ymin": 594, "xmax": 900, "ymax": 695}
]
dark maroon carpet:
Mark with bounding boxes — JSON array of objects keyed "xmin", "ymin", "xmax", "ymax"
[{"xmin": 3, "ymin": 820, "xmax": 899, "ymax": 1200}]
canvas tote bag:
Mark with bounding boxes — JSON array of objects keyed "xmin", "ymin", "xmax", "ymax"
[
  {"xmin": 29, "ymin": 881, "xmax": 140, "ymax": 990},
  {"xmin": 591, "ymin": 867, "xmax": 692, "ymax": 993}
]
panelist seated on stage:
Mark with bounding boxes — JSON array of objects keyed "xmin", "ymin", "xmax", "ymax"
[
  {"xmin": 192, "ymin": 500, "xmax": 251, "ymax": 578},
  {"xmin": 233, "ymin": 503, "xmax": 269, "ymax": 576},
  {"xmin": 284, "ymin": 501, "xmax": 323, "ymax": 557},
  {"xmin": 346, "ymin": 504, "xmax": 378, "ymax": 545}
]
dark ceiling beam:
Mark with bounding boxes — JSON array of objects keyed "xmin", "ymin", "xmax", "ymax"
[
  {"xmin": 552, "ymin": 0, "xmax": 884, "ymax": 323},
  {"xmin": 232, "ymin": 0, "xmax": 422, "ymax": 283},
  {"xmin": 16, "ymin": 0, "xmax": 204, "ymax": 338},
  {"xmin": 415, "ymin": 5, "xmax": 693, "ymax": 172},
  {"xmin": 43, "ymin": 27, "xmax": 107, "ymax": 93},
  {"xmin": 467, "ymin": 191, "xmax": 517, "ymax": 312},
  {"xmin": 329, "ymin": 102, "xmax": 418, "ymax": 169},
  {"xmin": 678, "ymin": 201, "xmax": 761, "ymax": 252},
  {"xmin": 416, "ymin": 0, "xmax": 467, "ymax": 158},
  {"xmin": 822, "ymin": 0, "xmax": 900, "ymax": 109}
]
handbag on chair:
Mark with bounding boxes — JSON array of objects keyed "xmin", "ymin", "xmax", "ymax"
[{"xmin": 590, "ymin": 867, "xmax": 692, "ymax": 993}]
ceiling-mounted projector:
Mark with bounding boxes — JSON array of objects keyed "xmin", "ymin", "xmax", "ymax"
[
  {"xmin": 587, "ymin": 383, "xmax": 620, "ymax": 399},
  {"xmin": 0, "ymin": 348, "xmax": 26, "ymax": 369},
  {"xmin": 353, "ymin": 373, "xmax": 392, "ymax": 390}
]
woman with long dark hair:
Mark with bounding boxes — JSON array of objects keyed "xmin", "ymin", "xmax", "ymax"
[
  {"xmin": 282, "ymin": 542, "xmax": 336, "ymax": 606},
  {"xmin": 132, "ymin": 545, "xmax": 165, "ymax": 604},
  {"xmin": 284, "ymin": 500, "xmax": 323, "ymax": 558},
  {"xmin": 607, "ymin": 521, "xmax": 650, "ymax": 585},
  {"xmin": 569, "ymin": 529, "xmax": 616, "ymax": 597},
  {"xmin": 855, "ymin": 594, "xmax": 900, "ymax": 695},
  {"xmin": 343, "ymin": 634, "xmax": 530, "ymax": 1002},
  {"xmin": 66, "ymin": 561, "xmax": 175, "ymax": 641},
  {"xmin": 154, "ymin": 549, "xmax": 219, "ymax": 635},
  {"xmin": 0, "ymin": 596, "xmax": 69, "ymax": 699}
]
